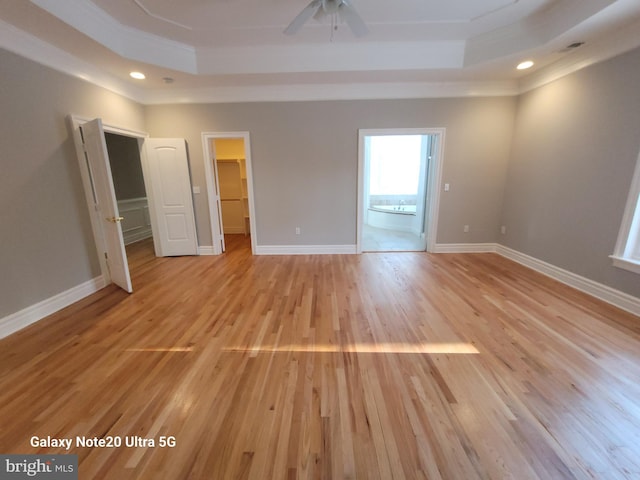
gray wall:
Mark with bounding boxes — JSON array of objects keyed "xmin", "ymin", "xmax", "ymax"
[
  {"xmin": 105, "ymin": 132, "xmax": 146, "ymax": 201},
  {"xmin": 0, "ymin": 48, "xmax": 145, "ymax": 318},
  {"xmin": 144, "ymin": 97, "xmax": 516, "ymax": 247},
  {"xmin": 2, "ymin": 41, "xmax": 639, "ymax": 322},
  {"xmin": 501, "ymin": 47, "xmax": 640, "ymax": 298}
]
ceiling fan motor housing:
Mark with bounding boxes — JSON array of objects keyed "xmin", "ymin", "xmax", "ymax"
[{"xmin": 322, "ymin": 0, "xmax": 343, "ymax": 15}]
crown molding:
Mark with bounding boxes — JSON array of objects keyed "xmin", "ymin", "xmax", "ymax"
[
  {"xmin": 0, "ymin": 18, "xmax": 145, "ymax": 102},
  {"xmin": 517, "ymin": 16, "xmax": 640, "ymax": 94},
  {"xmin": 34, "ymin": 0, "xmax": 467, "ymax": 75},
  {"xmin": 31, "ymin": 0, "xmax": 198, "ymax": 73},
  {"xmin": 140, "ymin": 80, "xmax": 519, "ymax": 105},
  {"xmin": 0, "ymin": 17, "xmax": 517, "ymax": 104},
  {"xmin": 2, "ymin": 12, "xmax": 638, "ymax": 105},
  {"xmin": 464, "ymin": 0, "xmax": 615, "ymax": 66},
  {"xmin": 194, "ymin": 41, "xmax": 465, "ymax": 75}
]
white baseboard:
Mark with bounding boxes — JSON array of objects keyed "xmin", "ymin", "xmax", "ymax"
[
  {"xmin": 433, "ymin": 242, "xmax": 639, "ymax": 316},
  {"xmin": 198, "ymin": 246, "xmax": 216, "ymax": 256},
  {"xmin": 0, "ymin": 276, "xmax": 106, "ymax": 339},
  {"xmin": 432, "ymin": 243, "xmax": 498, "ymax": 253},
  {"xmin": 495, "ymin": 245, "xmax": 640, "ymax": 317},
  {"xmin": 2, "ymin": 243, "xmax": 636, "ymax": 341},
  {"xmin": 256, "ymin": 244, "xmax": 358, "ymax": 255}
]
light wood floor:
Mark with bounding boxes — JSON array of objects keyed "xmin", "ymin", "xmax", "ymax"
[{"xmin": 1, "ymin": 236, "xmax": 639, "ymax": 479}]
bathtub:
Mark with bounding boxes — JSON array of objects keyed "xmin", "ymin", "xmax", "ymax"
[
  {"xmin": 367, "ymin": 205, "xmax": 418, "ymax": 232},
  {"xmin": 370, "ymin": 205, "xmax": 417, "ymax": 214}
]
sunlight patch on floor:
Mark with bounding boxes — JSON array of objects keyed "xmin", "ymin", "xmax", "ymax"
[
  {"xmin": 224, "ymin": 342, "xmax": 479, "ymax": 354},
  {"xmin": 127, "ymin": 347, "xmax": 194, "ymax": 352}
]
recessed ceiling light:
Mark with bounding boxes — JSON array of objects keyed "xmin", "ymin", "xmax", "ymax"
[
  {"xmin": 516, "ymin": 60, "xmax": 534, "ymax": 70},
  {"xmin": 130, "ymin": 71, "xmax": 146, "ymax": 80}
]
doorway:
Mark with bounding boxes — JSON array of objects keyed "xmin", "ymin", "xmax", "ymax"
[
  {"xmin": 357, "ymin": 128, "xmax": 445, "ymax": 253},
  {"xmin": 71, "ymin": 116, "xmax": 199, "ymax": 293},
  {"xmin": 104, "ymin": 132, "xmax": 154, "ymax": 255},
  {"xmin": 202, "ymin": 132, "xmax": 256, "ymax": 255}
]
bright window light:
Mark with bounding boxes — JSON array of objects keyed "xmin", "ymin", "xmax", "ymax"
[
  {"xmin": 612, "ymin": 147, "xmax": 640, "ymax": 274},
  {"xmin": 369, "ymin": 135, "xmax": 422, "ymax": 195}
]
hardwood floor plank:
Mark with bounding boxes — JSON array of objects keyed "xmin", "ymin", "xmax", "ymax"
[{"xmin": 1, "ymin": 237, "xmax": 639, "ymax": 479}]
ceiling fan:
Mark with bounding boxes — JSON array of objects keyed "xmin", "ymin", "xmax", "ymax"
[{"xmin": 284, "ymin": 0, "xmax": 368, "ymax": 37}]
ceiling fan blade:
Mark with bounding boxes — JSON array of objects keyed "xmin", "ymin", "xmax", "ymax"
[
  {"xmin": 339, "ymin": 1, "xmax": 368, "ymax": 37},
  {"xmin": 284, "ymin": 0, "xmax": 323, "ymax": 35}
]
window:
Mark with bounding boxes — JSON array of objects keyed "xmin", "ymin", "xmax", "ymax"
[
  {"xmin": 368, "ymin": 135, "xmax": 422, "ymax": 195},
  {"xmin": 611, "ymin": 148, "xmax": 640, "ymax": 274}
]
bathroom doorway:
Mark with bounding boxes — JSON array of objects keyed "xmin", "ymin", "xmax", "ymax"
[{"xmin": 357, "ymin": 128, "xmax": 444, "ymax": 253}]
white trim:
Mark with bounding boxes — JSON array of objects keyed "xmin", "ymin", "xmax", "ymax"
[
  {"xmin": 31, "ymin": 0, "xmax": 197, "ymax": 74},
  {"xmin": 518, "ymin": 16, "xmax": 640, "ymax": 94},
  {"xmin": 433, "ymin": 243, "xmax": 498, "ymax": 253},
  {"xmin": 70, "ymin": 115, "xmax": 110, "ymax": 286},
  {"xmin": 431, "ymin": 242, "xmax": 640, "ymax": 316},
  {"xmin": 357, "ymin": 128, "xmax": 445, "ymax": 254},
  {"xmin": 2, "ymin": 243, "xmax": 636, "ymax": 341},
  {"xmin": 198, "ymin": 246, "xmax": 216, "ymax": 256},
  {"xmin": 141, "ymin": 81, "xmax": 518, "ymax": 105},
  {"xmin": 0, "ymin": 276, "xmax": 105, "ymax": 339},
  {"xmin": 0, "ymin": 23, "xmax": 518, "ymax": 103},
  {"xmin": 611, "ymin": 146, "xmax": 640, "ymax": 272},
  {"xmin": 118, "ymin": 197, "xmax": 152, "ymax": 245},
  {"xmin": 0, "ymin": 18, "xmax": 146, "ymax": 103},
  {"xmin": 3, "ymin": 13, "xmax": 640, "ymax": 104},
  {"xmin": 610, "ymin": 256, "xmax": 640, "ymax": 275},
  {"xmin": 496, "ymin": 245, "xmax": 640, "ymax": 317},
  {"xmin": 255, "ymin": 245, "xmax": 357, "ymax": 255},
  {"xmin": 70, "ymin": 115, "xmax": 150, "ymax": 285}
]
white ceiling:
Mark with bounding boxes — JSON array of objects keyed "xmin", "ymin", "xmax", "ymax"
[{"xmin": 1, "ymin": 0, "xmax": 640, "ymax": 103}]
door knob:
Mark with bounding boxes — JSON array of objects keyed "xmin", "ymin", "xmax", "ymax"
[{"xmin": 106, "ymin": 216, "xmax": 124, "ymax": 223}]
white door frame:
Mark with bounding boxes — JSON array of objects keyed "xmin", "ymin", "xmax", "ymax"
[
  {"xmin": 202, "ymin": 132, "xmax": 257, "ymax": 255},
  {"xmin": 357, "ymin": 128, "xmax": 445, "ymax": 253},
  {"xmin": 70, "ymin": 114, "xmax": 150, "ymax": 285}
]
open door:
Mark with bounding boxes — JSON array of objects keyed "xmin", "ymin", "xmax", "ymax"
[
  {"xmin": 79, "ymin": 119, "xmax": 133, "ymax": 293},
  {"xmin": 142, "ymin": 139, "xmax": 198, "ymax": 257},
  {"xmin": 201, "ymin": 132, "xmax": 256, "ymax": 255}
]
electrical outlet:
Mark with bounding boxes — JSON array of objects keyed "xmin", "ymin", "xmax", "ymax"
[
  {"xmin": 501, "ymin": 225, "xmax": 507, "ymax": 235},
  {"xmin": 463, "ymin": 225, "xmax": 470, "ymax": 233},
  {"xmin": 295, "ymin": 227, "xmax": 301, "ymax": 235}
]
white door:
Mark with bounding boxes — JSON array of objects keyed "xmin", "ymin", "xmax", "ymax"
[
  {"xmin": 80, "ymin": 119, "xmax": 133, "ymax": 292},
  {"xmin": 142, "ymin": 139, "xmax": 198, "ymax": 256}
]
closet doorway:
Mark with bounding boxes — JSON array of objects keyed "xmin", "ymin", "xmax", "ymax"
[{"xmin": 202, "ymin": 132, "xmax": 256, "ymax": 255}]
